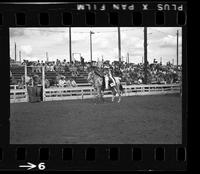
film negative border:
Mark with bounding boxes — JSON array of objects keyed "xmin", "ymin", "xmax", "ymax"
[
  {"xmin": 0, "ymin": 145, "xmax": 186, "ymax": 170},
  {"xmin": 0, "ymin": 2, "xmax": 187, "ymax": 27},
  {"xmin": 0, "ymin": 1, "xmax": 187, "ymax": 171}
]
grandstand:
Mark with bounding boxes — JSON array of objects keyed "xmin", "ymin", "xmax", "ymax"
[
  {"xmin": 10, "ymin": 59, "xmax": 181, "ymax": 88},
  {"xmin": 10, "ymin": 65, "xmax": 88, "ymax": 85}
]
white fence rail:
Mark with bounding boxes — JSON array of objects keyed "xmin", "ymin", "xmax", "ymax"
[
  {"xmin": 10, "ymin": 85, "xmax": 26, "ymax": 90},
  {"xmin": 10, "ymin": 89, "xmax": 28, "ymax": 103},
  {"xmin": 10, "ymin": 84, "xmax": 181, "ymax": 103},
  {"xmin": 10, "ymin": 82, "xmax": 126, "ymax": 89}
]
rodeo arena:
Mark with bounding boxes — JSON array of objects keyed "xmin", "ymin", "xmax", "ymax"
[{"xmin": 10, "ymin": 28, "xmax": 182, "ymax": 144}]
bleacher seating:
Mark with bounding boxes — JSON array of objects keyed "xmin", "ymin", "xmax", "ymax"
[
  {"xmin": 10, "ymin": 65, "xmax": 88, "ymax": 84},
  {"xmin": 10, "ymin": 66, "xmax": 24, "ymax": 81}
]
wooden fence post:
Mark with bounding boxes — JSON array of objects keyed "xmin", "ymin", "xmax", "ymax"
[
  {"xmin": 42, "ymin": 66, "xmax": 45, "ymax": 101},
  {"xmin": 81, "ymin": 89, "xmax": 84, "ymax": 100},
  {"xmin": 124, "ymin": 86, "xmax": 127, "ymax": 96},
  {"xmin": 24, "ymin": 64, "xmax": 28, "ymax": 102},
  {"xmin": 13, "ymin": 91, "xmax": 16, "ymax": 102}
]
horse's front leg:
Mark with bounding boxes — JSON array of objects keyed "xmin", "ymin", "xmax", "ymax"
[
  {"xmin": 93, "ymin": 88, "xmax": 99, "ymax": 104},
  {"xmin": 101, "ymin": 91, "xmax": 105, "ymax": 103},
  {"xmin": 93, "ymin": 88, "xmax": 98, "ymax": 104},
  {"xmin": 97, "ymin": 88, "xmax": 104, "ymax": 103},
  {"xmin": 111, "ymin": 89, "xmax": 116, "ymax": 102},
  {"xmin": 99, "ymin": 90, "xmax": 104, "ymax": 103},
  {"xmin": 118, "ymin": 92, "xmax": 121, "ymax": 103},
  {"xmin": 117, "ymin": 87, "xmax": 122, "ymax": 103}
]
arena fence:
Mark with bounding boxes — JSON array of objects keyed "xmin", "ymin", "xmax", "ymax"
[
  {"xmin": 10, "ymin": 88, "xmax": 28, "ymax": 103},
  {"xmin": 10, "ymin": 65, "xmax": 181, "ymax": 103},
  {"xmin": 10, "ymin": 84, "xmax": 181, "ymax": 103}
]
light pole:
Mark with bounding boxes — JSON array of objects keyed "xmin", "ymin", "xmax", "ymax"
[
  {"xmin": 69, "ymin": 27, "xmax": 72, "ymax": 63},
  {"xmin": 127, "ymin": 53, "xmax": 129, "ymax": 64},
  {"xmin": 14, "ymin": 42, "xmax": 17, "ymax": 62},
  {"xmin": 118, "ymin": 27, "xmax": 121, "ymax": 62},
  {"xmin": 143, "ymin": 30, "xmax": 152, "ymax": 84},
  {"xmin": 19, "ymin": 51, "xmax": 21, "ymax": 63},
  {"xmin": 144, "ymin": 27, "xmax": 148, "ymax": 84},
  {"xmin": 46, "ymin": 52, "xmax": 49, "ymax": 62},
  {"xmin": 90, "ymin": 31, "xmax": 95, "ymax": 62},
  {"xmin": 177, "ymin": 30, "xmax": 179, "ymax": 68}
]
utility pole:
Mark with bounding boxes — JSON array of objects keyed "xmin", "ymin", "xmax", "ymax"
[
  {"xmin": 101, "ymin": 55, "xmax": 104, "ymax": 62},
  {"xmin": 118, "ymin": 27, "xmax": 121, "ymax": 62},
  {"xmin": 177, "ymin": 30, "xmax": 179, "ymax": 68},
  {"xmin": 127, "ymin": 53, "xmax": 129, "ymax": 64},
  {"xmin": 69, "ymin": 27, "xmax": 72, "ymax": 63},
  {"xmin": 90, "ymin": 31, "xmax": 94, "ymax": 62},
  {"xmin": 144, "ymin": 27, "xmax": 148, "ymax": 84},
  {"xmin": 14, "ymin": 42, "xmax": 17, "ymax": 62},
  {"xmin": 46, "ymin": 52, "xmax": 49, "ymax": 62},
  {"xmin": 19, "ymin": 51, "xmax": 21, "ymax": 62}
]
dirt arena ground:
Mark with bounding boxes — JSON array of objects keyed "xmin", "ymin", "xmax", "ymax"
[{"xmin": 10, "ymin": 94, "xmax": 182, "ymax": 144}]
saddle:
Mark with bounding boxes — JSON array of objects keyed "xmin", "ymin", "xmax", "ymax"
[{"xmin": 108, "ymin": 79, "xmax": 114, "ymax": 87}]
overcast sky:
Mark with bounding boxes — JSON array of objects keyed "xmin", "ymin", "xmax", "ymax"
[{"xmin": 10, "ymin": 27, "xmax": 182, "ymax": 65}]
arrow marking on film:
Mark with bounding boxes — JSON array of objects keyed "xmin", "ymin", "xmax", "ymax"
[{"xmin": 19, "ymin": 162, "xmax": 36, "ymax": 170}]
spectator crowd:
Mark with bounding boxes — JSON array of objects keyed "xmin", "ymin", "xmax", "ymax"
[{"xmin": 10, "ymin": 57, "xmax": 182, "ymax": 88}]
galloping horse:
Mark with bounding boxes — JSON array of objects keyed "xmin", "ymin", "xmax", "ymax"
[{"xmin": 87, "ymin": 69, "xmax": 123, "ymax": 103}]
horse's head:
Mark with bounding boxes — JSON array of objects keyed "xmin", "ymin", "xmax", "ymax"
[{"xmin": 87, "ymin": 71, "xmax": 94, "ymax": 82}]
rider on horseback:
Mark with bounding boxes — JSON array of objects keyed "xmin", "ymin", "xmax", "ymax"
[
  {"xmin": 93, "ymin": 66, "xmax": 104, "ymax": 78},
  {"xmin": 92, "ymin": 66, "xmax": 105, "ymax": 91},
  {"xmin": 87, "ymin": 64, "xmax": 123, "ymax": 103},
  {"xmin": 89, "ymin": 65, "xmax": 121, "ymax": 91},
  {"xmin": 104, "ymin": 65, "xmax": 117, "ymax": 90}
]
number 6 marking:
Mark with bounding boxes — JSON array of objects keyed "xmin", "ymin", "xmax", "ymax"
[{"xmin": 38, "ymin": 163, "xmax": 46, "ymax": 170}]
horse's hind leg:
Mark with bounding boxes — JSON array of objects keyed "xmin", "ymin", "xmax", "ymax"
[
  {"xmin": 118, "ymin": 94, "xmax": 121, "ymax": 103},
  {"xmin": 102, "ymin": 93, "xmax": 105, "ymax": 103},
  {"xmin": 93, "ymin": 96, "xmax": 97, "ymax": 104},
  {"xmin": 100, "ymin": 93, "xmax": 104, "ymax": 103},
  {"xmin": 112, "ymin": 95, "xmax": 115, "ymax": 102},
  {"xmin": 117, "ymin": 89, "xmax": 122, "ymax": 103},
  {"xmin": 111, "ymin": 89, "xmax": 116, "ymax": 102},
  {"xmin": 93, "ymin": 90, "xmax": 98, "ymax": 104},
  {"xmin": 96, "ymin": 88, "xmax": 103, "ymax": 104}
]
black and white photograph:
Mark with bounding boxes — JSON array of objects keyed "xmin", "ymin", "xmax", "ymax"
[{"xmin": 10, "ymin": 27, "xmax": 182, "ymax": 144}]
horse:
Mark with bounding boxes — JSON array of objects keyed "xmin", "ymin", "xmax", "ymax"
[
  {"xmin": 87, "ymin": 70, "xmax": 104, "ymax": 103},
  {"xmin": 87, "ymin": 70, "xmax": 123, "ymax": 103}
]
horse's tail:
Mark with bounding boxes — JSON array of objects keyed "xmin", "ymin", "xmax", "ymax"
[{"xmin": 119, "ymin": 84, "xmax": 125, "ymax": 93}]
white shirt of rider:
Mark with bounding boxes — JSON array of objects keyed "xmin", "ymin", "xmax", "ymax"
[
  {"xmin": 108, "ymin": 70, "xmax": 116, "ymax": 85},
  {"xmin": 114, "ymin": 77, "xmax": 121, "ymax": 84}
]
